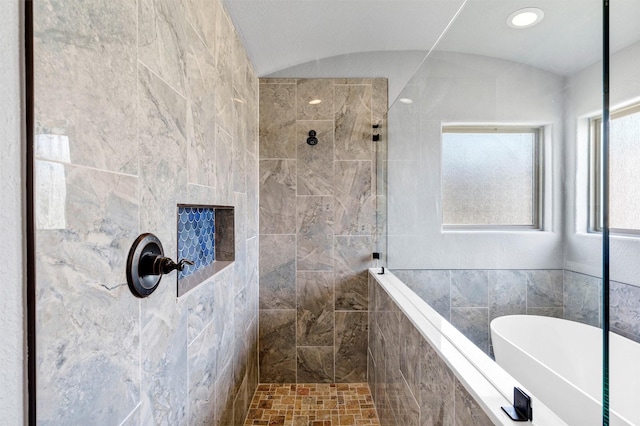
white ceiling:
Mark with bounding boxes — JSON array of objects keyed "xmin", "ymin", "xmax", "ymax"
[
  {"xmin": 224, "ymin": 0, "xmax": 640, "ymax": 101},
  {"xmin": 223, "ymin": 0, "xmax": 466, "ymax": 76}
]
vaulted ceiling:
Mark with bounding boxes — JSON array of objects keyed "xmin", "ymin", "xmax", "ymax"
[{"xmin": 224, "ymin": 0, "xmax": 640, "ymax": 102}]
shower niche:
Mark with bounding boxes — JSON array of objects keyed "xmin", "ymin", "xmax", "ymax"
[{"xmin": 177, "ymin": 204, "xmax": 235, "ymax": 296}]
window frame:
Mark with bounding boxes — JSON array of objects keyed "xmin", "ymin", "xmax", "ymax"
[
  {"xmin": 590, "ymin": 102, "xmax": 640, "ymax": 236},
  {"xmin": 441, "ymin": 125, "xmax": 544, "ymax": 231}
]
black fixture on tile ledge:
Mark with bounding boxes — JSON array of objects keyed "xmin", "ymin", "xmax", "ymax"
[{"xmin": 126, "ymin": 233, "xmax": 193, "ymax": 298}]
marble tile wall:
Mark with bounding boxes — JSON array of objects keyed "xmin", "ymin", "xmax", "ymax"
[
  {"xmin": 392, "ymin": 269, "xmax": 564, "ymax": 355},
  {"xmin": 259, "ymin": 78, "xmax": 388, "ymax": 383},
  {"xmin": 34, "ymin": 0, "xmax": 259, "ymax": 424},
  {"xmin": 368, "ymin": 275, "xmax": 493, "ymax": 425},
  {"xmin": 393, "ymin": 269, "xmax": 640, "ymax": 357}
]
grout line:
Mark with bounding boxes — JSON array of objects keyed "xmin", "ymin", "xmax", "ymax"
[
  {"xmin": 33, "ymin": 159, "xmax": 139, "ymax": 178},
  {"xmin": 138, "ymin": 61, "xmax": 187, "ymax": 102}
]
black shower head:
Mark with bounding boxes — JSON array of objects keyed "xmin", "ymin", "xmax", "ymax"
[{"xmin": 307, "ymin": 130, "xmax": 318, "ymax": 146}]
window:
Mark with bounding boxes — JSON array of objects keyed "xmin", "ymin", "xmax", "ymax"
[
  {"xmin": 591, "ymin": 103, "xmax": 640, "ymax": 234},
  {"xmin": 442, "ymin": 126, "xmax": 542, "ymax": 228}
]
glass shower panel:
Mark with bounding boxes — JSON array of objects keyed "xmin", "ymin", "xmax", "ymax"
[
  {"xmin": 608, "ymin": 1, "xmax": 640, "ymax": 424},
  {"xmin": 381, "ymin": 0, "xmax": 606, "ymax": 423}
]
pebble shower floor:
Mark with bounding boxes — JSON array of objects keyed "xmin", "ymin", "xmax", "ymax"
[{"xmin": 243, "ymin": 383, "xmax": 380, "ymax": 425}]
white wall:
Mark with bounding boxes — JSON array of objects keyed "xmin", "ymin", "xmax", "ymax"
[
  {"xmin": 0, "ymin": 0, "xmax": 25, "ymax": 423},
  {"xmin": 386, "ymin": 52, "xmax": 565, "ymax": 269},
  {"xmin": 565, "ymin": 41, "xmax": 640, "ymax": 286}
]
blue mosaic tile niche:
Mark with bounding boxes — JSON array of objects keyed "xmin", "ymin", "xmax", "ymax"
[{"xmin": 177, "ymin": 207, "xmax": 215, "ymax": 280}]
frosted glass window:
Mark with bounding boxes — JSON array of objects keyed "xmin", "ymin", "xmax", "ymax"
[
  {"xmin": 442, "ymin": 128, "xmax": 540, "ymax": 226},
  {"xmin": 593, "ymin": 105, "xmax": 640, "ymax": 232}
]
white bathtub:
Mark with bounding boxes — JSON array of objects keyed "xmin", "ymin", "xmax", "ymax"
[{"xmin": 491, "ymin": 315, "xmax": 640, "ymax": 426}]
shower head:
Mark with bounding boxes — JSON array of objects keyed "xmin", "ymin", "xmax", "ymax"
[{"xmin": 307, "ymin": 130, "xmax": 318, "ymax": 146}]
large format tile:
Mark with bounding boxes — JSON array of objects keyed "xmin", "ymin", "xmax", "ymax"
[
  {"xmin": 186, "ymin": 100, "xmax": 216, "ymax": 187},
  {"xmin": 610, "ymin": 280, "xmax": 640, "ymax": 340},
  {"xmin": 36, "ymin": 165, "xmax": 140, "ymax": 424},
  {"xmin": 259, "ymin": 310, "xmax": 297, "ymax": 383},
  {"xmin": 259, "ymin": 235, "xmax": 296, "ymax": 309},
  {"xmin": 334, "ymin": 236, "xmax": 372, "ymax": 311},
  {"xmin": 418, "ymin": 338, "xmax": 455, "ymax": 426},
  {"xmin": 335, "ymin": 312, "xmax": 368, "ymax": 382},
  {"xmin": 182, "ymin": 0, "xmax": 216, "ymax": 51},
  {"xmin": 214, "ymin": 267, "xmax": 237, "ymax": 378},
  {"xmin": 334, "ymin": 84, "xmax": 372, "ymax": 160},
  {"xmin": 247, "ymin": 236, "xmax": 260, "ymax": 314},
  {"xmin": 454, "ymin": 379, "xmax": 493, "ymax": 426},
  {"xmin": 527, "ymin": 307, "xmax": 563, "ymax": 318},
  {"xmin": 212, "ymin": 2, "xmax": 235, "ymax": 135},
  {"xmin": 187, "ymin": 317, "xmax": 218, "ymax": 424},
  {"xmin": 399, "ymin": 315, "xmax": 421, "ymax": 397},
  {"xmin": 214, "ymin": 360, "xmax": 235, "ymax": 426},
  {"xmin": 451, "ymin": 270, "xmax": 489, "ymax": 308},
  {"xmin": 215, "ymin": 125, "xmax": 234, "ymax": 205},
  {"xmin": 412, "ymin": 270, "xmax": 451, "ymax": 319},
  {"xmin": 372, "ymin": 79, "xmax": 388, "ymax": 126},
  {"xmin": 233, "ymin": 375, "xmax": 249, "ymax": 426},
  {"xmin": 34, "ymin": 0, "xmax": 138, "ymax": 175},
  {"xmin": 297, "ymin": 121, "xmax": 335, "ymax": 196},
  {"xmin": 138, "ymin": 63, "xmax": 187, "ymax": 247},
  {"xmin": 234, "ymin": 192, "xmax": 248, "ymax": 295},
  {"xmin": 183, "ymin": 16, "xmax": 217, "ymax": 187},
  {"xmin": 564, "ymin": 271, "xmax": 601, "ymax": 327},
  {"xmin": 233, "ymin": 287, "xmax": 250, "ymax": 394},
  {"xmin": 140, "ymin": 307, "xmax": 188, "ymax": 425},
  {"xmin": 297, "ymin": 79, "xmax": 334, "ymax": 120},
  {"xmin": 527, "ymin": 270, "xmax": 563, "ymax": 308},
  {"xmin": 297, "ymin": 271, "xmax": 334, "ymax": 346},
  {"xmin": 489, "ymin": 270, "xmax": 526, "ymax": 321},
  {"xmin": 186, "ymin": 276, "xmax": 217, "ymax": 344},
  {"xmin": 247, "ymin": 152, "xmax": 259, "ymax": 239},
  {"xmin": 233, "ymin": 87, "xmax": 249, "ymax": 194},
  {"xmin": 259, "ymin": 83, "xmax": 297, "ymax": 159},
  {"xmin": 259, "ymin": 159, "xmax": 297, "ymax": 234},
  {"xmin": 394, "ymin": 379, "xmax": 420, "ymax": 426},
  {"xmin": 391, "ymin": 269, "xmax": 414, "ymax": 287},
  {"xmin": 451, "ymin": 308, "xmax": 489, "ymax": 355},
  {"xmin": 138, "ymin": 0, "xmax": 187, "ymax": 95},
  {"xmin": 296, "ymin": 346, "xmax": 335, "ymax": 383},
  {"xmin": 334, "ymin": 161, "xmax": 375, "ymax": 236},
  {"xmin": 297, "ymin": 196, "xmax": 335, "ymax": 271}
]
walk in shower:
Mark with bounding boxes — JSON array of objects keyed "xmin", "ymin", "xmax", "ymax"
[
  {"xmin": 374, "ymin": 0, "xmax": 640, "ymax": 424},
  {"xmin": 27, "ymin": 0, "xmax": 640, "ymax": 424}
]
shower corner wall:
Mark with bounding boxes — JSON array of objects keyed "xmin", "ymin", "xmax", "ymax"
[
  {"xmin": 258, "ymin": 77, "xmax": 388, "ymax": 384},
  {"xmin": 33, "ymin": 0, "xmax": 260, "ymax": 424}
]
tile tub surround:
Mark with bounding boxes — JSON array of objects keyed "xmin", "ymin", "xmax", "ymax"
[
  {"xmin": 259, "ymin": 78, "xmax": 388, "ymax": 383},
  {"xmin": 368, "ymin": 271, "xmax": 566, "ymax": 426},
  {"xmin": 34, "ymin": 0, "xmax": 259, "ymax": 424},
  {"xmin": 394, "ymin": 268, "xmax": 640, "ymax": 357}
]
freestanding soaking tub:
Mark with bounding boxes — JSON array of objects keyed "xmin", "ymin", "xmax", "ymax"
[{"xmin": 491, "ymin": 315, "xmax": 640, "ymax": 426}]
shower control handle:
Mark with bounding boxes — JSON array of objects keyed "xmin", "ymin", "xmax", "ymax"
[
  {"xmin": 126, "ymin": 233, "xmax": 194, "ymax": 298},
  {"xmin": 143, "ymin": 255, "xmax": 194, "ymax": 276}
]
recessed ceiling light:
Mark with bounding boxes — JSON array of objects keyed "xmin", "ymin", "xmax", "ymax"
[
  {"xmin": 309, "ymin": 99, "xmax": 322, "ymax": 105},
  {"xmin": 399, "ymin": 98, "xmax": 413, "ymax": 104},
  {"xmin": 507, "ymin": 7, "xmax": 544, "ymax": 29}
]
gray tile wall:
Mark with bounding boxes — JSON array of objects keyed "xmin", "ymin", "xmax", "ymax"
[
  {"xmin": 393, "ymin": 269, "xmax": 640, "ymax": 356},
  {"xmin": 34, "ymin": 0, "xmax": 259, "ymax": 424},
  {"xmin": 259, "ymin": 78, "xmax": 388, "ymax": 382},
  {"xmin": 368, "ymin": 275, "xmax": 493, "ymax": 425}
]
